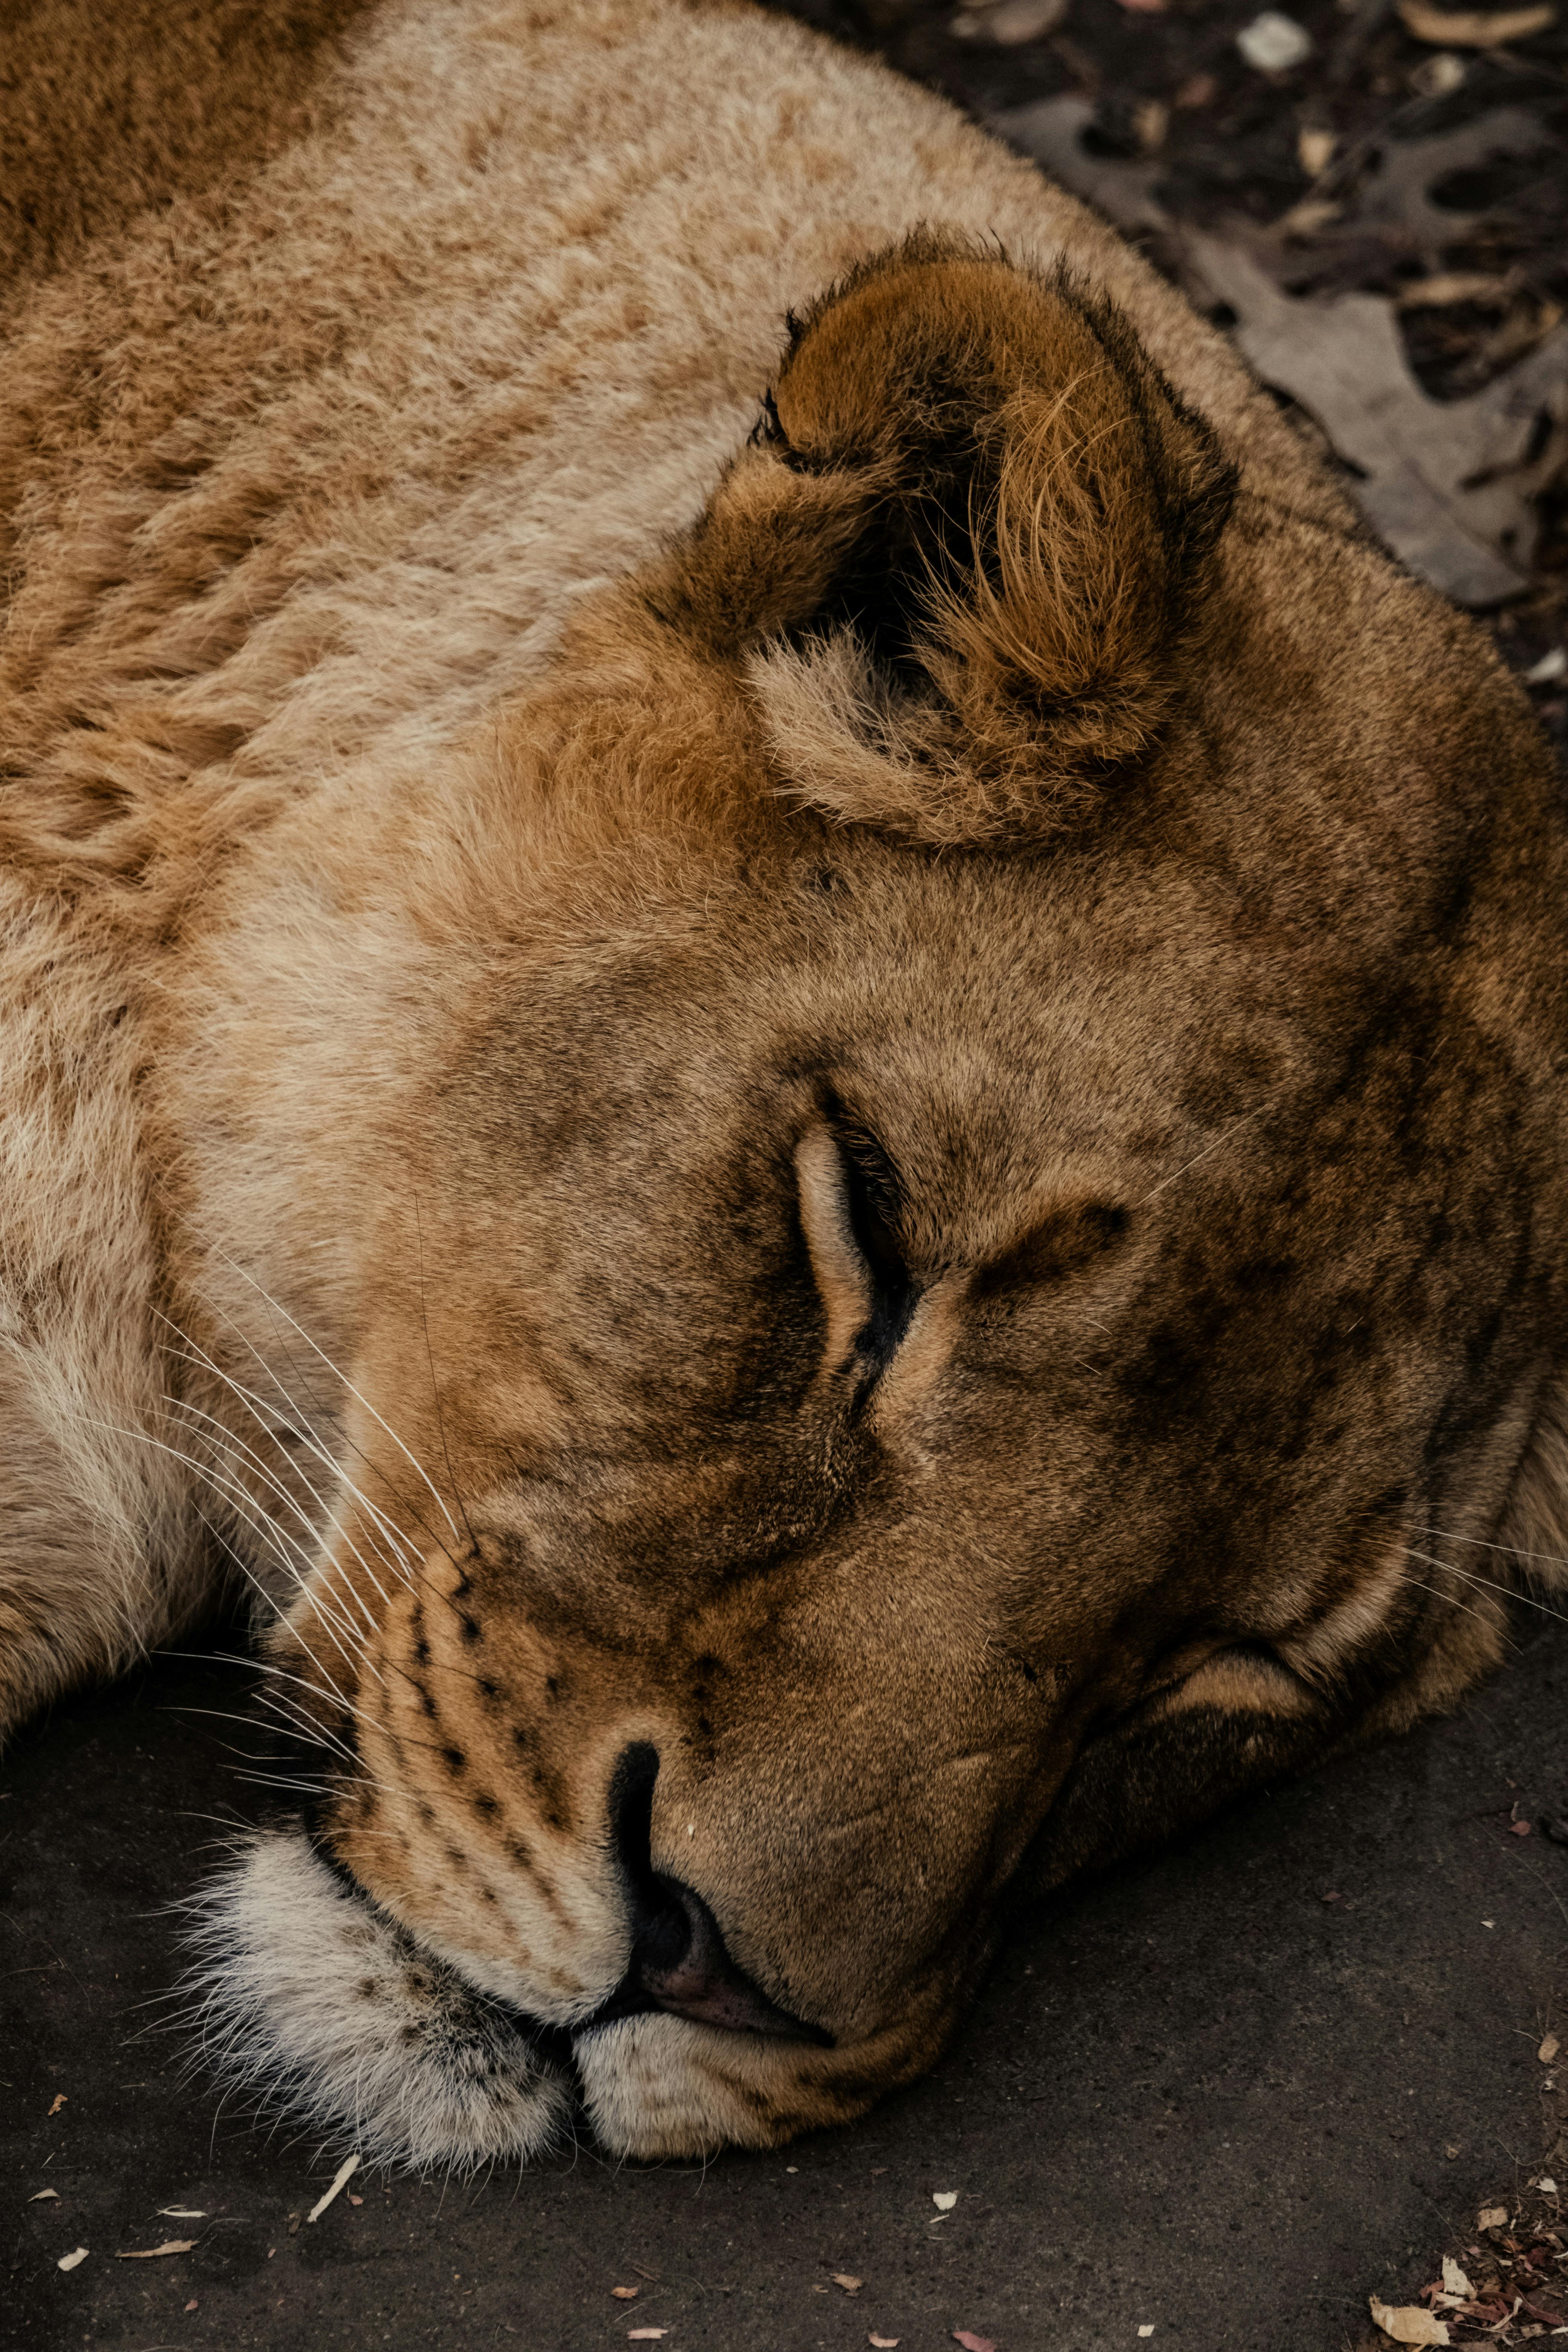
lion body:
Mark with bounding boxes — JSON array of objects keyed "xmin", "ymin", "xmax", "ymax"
[{"xmin": 3, "ymin": 0, "xmax": 1565, "ymax": 2161}]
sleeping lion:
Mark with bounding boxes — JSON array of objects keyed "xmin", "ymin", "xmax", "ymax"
[{"xmin": 2, "ymin": 0, "xmax": 1564, "ymax": 2169}]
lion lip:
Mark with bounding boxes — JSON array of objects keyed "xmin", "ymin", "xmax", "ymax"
[
  {"xmin": 575, "ymin": 1889, "xmax": 835, "ymax": 2048},
  {"xmin": 644, "ymin": 1963, "xmax": 824, "ymax": 2040}
]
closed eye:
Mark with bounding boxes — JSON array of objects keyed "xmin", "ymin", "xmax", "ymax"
[
  {"xmin": 794, "ymin": 1107, "xmax": 919, "ymax": 1400},
  {"xmin": 833, "ymin": 1112, "xmax": 919, "ymax": 1374}
]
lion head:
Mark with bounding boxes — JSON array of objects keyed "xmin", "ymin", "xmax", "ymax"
[{"xmin": 175, "ymin": 239, "xmax": 1568, "ymax": 2168}]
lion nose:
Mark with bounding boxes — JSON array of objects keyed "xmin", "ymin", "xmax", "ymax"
[{"xmin": 609, "ymin": 1743, "xmax": 830, "ymax": 2044}]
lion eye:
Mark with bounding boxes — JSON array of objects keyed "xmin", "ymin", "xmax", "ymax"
[
  {"xmin": 794, "ymin": 1113, "xmax": 919, "ymax": 1394},
  {"xmin": 834, "ymin": 1125, "xmax": 918, "ymax": 1375}
]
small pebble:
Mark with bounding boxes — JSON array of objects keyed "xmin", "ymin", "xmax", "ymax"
[{"xmin": 1237, "ymin": 10, "xmax": 1313, "ymax": 70}]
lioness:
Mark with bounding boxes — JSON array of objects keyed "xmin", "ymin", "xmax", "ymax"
[{"xmin": 1, "ymin": 0, "xmax": 1563, "ymax": 2170}]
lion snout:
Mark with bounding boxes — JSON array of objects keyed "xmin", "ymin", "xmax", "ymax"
[{"xmin": 607, "ymin": 1739, "xmax": 831, "ymax": 2044}]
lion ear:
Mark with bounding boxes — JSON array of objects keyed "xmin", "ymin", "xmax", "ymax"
[{"xmin": 662, "ymin": 239, "xmax": 1235, "ymax": 849}]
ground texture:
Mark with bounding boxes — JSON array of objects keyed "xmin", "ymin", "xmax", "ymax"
[{"xmin": 4, "ymin": 1626, "xmax": 1567, "ymax": 2352}]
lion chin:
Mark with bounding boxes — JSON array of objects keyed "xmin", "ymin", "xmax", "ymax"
[{"xmin": 184, "ymin": 1829, "xmax": 575, "ymax": 2171}]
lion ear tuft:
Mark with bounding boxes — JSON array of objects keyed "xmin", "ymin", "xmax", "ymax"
[{"xmin": 674, "ymin": 238, "xmax": 1236, "ymax": 850}]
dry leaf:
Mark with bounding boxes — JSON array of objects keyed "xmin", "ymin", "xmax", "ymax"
[
  {"xmin": 833, "ymin": 2274, "xmax": 865, "ymax": 2293},
  {"xmin": 1398, "ymin": 273, "xmax": 1517, "ymax": 307},
  {"xmin": 1368, "ymin": 2295, "xmax": 1450, "ymax": 2345},
  {"xmin": 184, "ymin": 2300, "xmax": 198, "ymax": 2313},
  {"xmin": 1480, "ymin": 2206, "xmax": 1509, "ymax": 2228},
  {"xmin": 1442, "ymin": 2256, "xmax": 1475, "ymax": 2298},
  {"xmin": 627, "ymin": 2334, "xmax": 668, "ymax": 2343},
  {"xmin": 28, "ymin": 2189, "xmax": 59, "ymax": 2202},
  {"xmin": 994, "ymin": 95, "xmax": 1170, "ymax": 240},
  {"xmin": 1511, "ymin": 1818, "xmax": 1533, "ymax": 1835},
  {"xmin": 932, "ymin": 2191, "xmax": 959, "ymax": 2211},
  {"xmin": 1396, "ymin": 0, "xmax": 1554, "ymax": 43},
  {"xmin": 1298, "ymin": 127, "xmax": 1336, "ymax": 174},
  {"xmin": 1001, "ymin": 98, "xmax": 1551, "ymax": 272},
  {"xmin": 1184, "ymin": 229, "xmax": 1568, "ymax": 605},
  {"xmin": 1540, "ymin": 2035, "xmax": 1561, "ymax": 2064},
  {"xmin": 306, "ymin": 2153, "xmax": 360, "ymax": 2223},
  {"xmin": 116, "ymin": 2240, "xmax": 196, "ymax": 2260},
  {"xmin": 611, "ymin": 2286, "xmax": 639, "ymax": 2300},
  {"xmin": 1133, "ymin": 100, "xmax": 1169, "ymax": 153},
  {"xmin": 48, "ymin": 2095, "xmax": 66, "ymax": 2116},
  {"xmin": 953, "ymin": 2333, "xmax": 997, "ymax": 2352},
  {"xmin": 1320, "ymin": 109, "xmax": 1549, "ymax": 265},
  {"xmin": 1539, "ymin": 2174, "xmax": 1559, "ymax": 2194},
  {"xmin": 869, "ymin": 2337, "xmax": 901, "ymax": 2350}
]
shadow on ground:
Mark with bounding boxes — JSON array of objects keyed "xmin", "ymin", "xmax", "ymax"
[{"xmin": 4, "ymin": 1625, "xmax": 1565, "ymax": 2351}]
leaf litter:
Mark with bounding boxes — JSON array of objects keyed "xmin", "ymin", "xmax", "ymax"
[
  {"xmin": 1363, "ymin": 2187, "xmax": 1568, "ymax": 2344},
  {"xmin": 992, "ymin": 96, "xmax": 1568, "ymax": 608}
]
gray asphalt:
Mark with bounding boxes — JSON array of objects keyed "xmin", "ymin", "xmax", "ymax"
[{"xmin": 4, "ymin": 1625, "xmax": 1565, "ymax": 2352}]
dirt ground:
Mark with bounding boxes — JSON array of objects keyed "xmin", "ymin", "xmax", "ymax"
[
  {"xmin": 5, "ymin": 4, "xmax": 1568, "ymax": 2349},
  {"xmin": 5, "ymin": 1623, "xmax": 1568, "ymax": 2352}
]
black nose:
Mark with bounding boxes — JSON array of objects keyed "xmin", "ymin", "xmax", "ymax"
[{"xmin": 606, "ymin": 1744, "xmax": 831, "ymax": 2044}]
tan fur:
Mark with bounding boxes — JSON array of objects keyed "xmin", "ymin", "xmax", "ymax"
[{"xmin": 3, "ymin": 0, "xmax": 1566, "ymax": 2164}]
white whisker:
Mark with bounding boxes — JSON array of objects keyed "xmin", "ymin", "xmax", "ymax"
[
  {"xmin": 1391, "ymin": 1563, "xmax": 1519, "ymax": 1646},
  {"xmin": 1401, "ymin": 1543, "xmax": 1568, "ymax": 1631},
  {"xmin": 167, "ymin": 1386, "xmax": 391, "ymax": 1585},
  {"xmin": 1415, "ymin": 1523, "xmax": 1568, "ymax": 1586},
  {"xmin": 71, "ymin": 1413, "xmax": 375, "ymax": 1680},
  {"xmin": 1137, "ymin": 1110, "xmax": 1260, "ymax": 1206},
  {"xmin": 158, "ymin": 1320, "xmax": 419, "ymax": 1590},
  {"xmin": 211, "ymin": 1256, "xmax": 465, "ymax": 1549}
]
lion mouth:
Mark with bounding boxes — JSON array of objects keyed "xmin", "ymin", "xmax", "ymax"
[{"xmin": 182, "ymin": 1810, "xmax": 830, "ymax": 2171}]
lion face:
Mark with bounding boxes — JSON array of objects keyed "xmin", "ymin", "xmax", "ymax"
[{"xmin": 185, "ymin": 246, "xmax": 1568, "ymax": 2165}]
